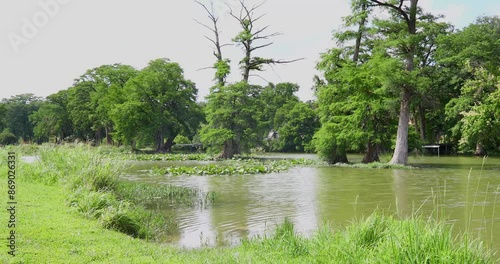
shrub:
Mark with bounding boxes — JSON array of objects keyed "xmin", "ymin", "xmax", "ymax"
[{"xmin": 0, "ymin": 130, "xmax": 18, "ymax": 145}]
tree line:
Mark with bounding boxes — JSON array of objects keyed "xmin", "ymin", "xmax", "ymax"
[{"xmin": 1, "ymin": 0, "xmax": 498, "ymax": 165}]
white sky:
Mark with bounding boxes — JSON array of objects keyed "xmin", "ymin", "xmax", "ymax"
[{"xmin": 1, "ymin": 0, "xmax": 499, "ymax": 102}]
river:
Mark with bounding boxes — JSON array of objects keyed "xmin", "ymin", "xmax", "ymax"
[{"xmin": 122, "ymin": 154, "xmax": 500, "ymax": 254}]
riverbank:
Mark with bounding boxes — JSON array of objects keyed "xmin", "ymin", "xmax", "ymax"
[
  {"xmin": 0, "ymin": 146, "xmax": 496, "ymax": 263},
  {"xmin": 1, "ymin": 181, "xmax": 495, "ymax": 263}
]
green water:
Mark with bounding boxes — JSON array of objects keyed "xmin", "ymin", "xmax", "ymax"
[{"xmin": 123, "ymin": 154, "xmax": 500, "ymax": 253}]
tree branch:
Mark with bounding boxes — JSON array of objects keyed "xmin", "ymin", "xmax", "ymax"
[{"xmin": 368, "ymin": 0, "xmax": 410, "ymax": 24}]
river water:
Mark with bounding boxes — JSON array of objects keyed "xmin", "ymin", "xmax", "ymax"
[{"xmin": 122, "ymin": 154, "xmax": 500, "ymax": 253}]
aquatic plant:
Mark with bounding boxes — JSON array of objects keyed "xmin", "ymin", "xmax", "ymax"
[{"xmin": 151, "ymin": 158, "xmax": 318, "ymax": 176}]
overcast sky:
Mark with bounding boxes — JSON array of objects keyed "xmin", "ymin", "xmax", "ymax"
[{"xmin": 1, "ymin": 0, "xmax": 499, "ymax": 102}]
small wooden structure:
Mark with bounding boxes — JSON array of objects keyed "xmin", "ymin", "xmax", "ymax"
[{"xmin": 422, "ymin": 144, "xmax": 452, "ymax": 156}]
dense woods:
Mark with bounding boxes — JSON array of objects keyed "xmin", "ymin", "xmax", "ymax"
[{"xmin": 1, "ymin": 1, "xmax": 498, "ymax": 164}]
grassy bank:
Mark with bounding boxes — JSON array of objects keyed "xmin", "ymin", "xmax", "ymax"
[
  {"xmin": 0, "ymin": 181, "xmax": 495, "ymax": 263},
  {"xmin": 8, "ymin": 145, "xmax": 207, "ymax": 241},
  {"xmin": 0, "ymin": 146, "xmax": 496, "ymax": 263}
]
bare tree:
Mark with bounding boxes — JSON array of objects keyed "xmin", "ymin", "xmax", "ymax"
[
  {"xmin": 228, "ymin": 0, "xmax": 302, "ymax": 83},
  {"xmin": 195, "ymin": 1, "xmax": 231, "ymax": 87}
]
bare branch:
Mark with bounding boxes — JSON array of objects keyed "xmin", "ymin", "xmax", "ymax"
[
  {"xmin": 195, "ymin": 1, "xmax": 217, "ymax": 22},
  {"xmin": 368, "ymin": 0, "xmax": 410, "ymax": 23},
  {"xmin": 194, "ymin": 19, "xmax": 216, "ymax": 33},
  {"xmin": 249, "ymin": 74, "xmax": 271, "ymax": 83},
  {"xmin": 253, "ymin": 25, "xmax": 270, "ymax": 36},
  {"xmin": 272, "ymin": 58, "xmax": 305, "ymax": 64},
  {"xmin": 253, "ymin": 32, "xmax": 282, "ymax": 40},
  {"xmin": 204, "ymin": 36, "xmax": 218, "ymax": 47},
  {"xmin": 250, "ymin": 42, "xmax": 273, "ymax": 51},
  {"xmin": 197, "ymin": 66, "xmax": 215, "ymax": 71}
]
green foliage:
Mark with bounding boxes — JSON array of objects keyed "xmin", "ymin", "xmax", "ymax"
[
  {"xmin": 438, "ymin": 16, "xmax": 500, "ymax": 153},
  {"xmin": 64, "ymin": 64, "xmax": 138, "ymax": 143},
  {"xmin": 151, "ymin": 158, "xmax": 317, "ymax": 176},
  {"xmin": 201, "ymin": 82, "xmax": 261, "ymax": 157},
  {"xmin": 115, "ymin": 181, "xmax": 201, "ymax": 207},
  {"xmin": 112, "ymin": 59, "xmax": 203, "ymax": 151},
  {"xmin": 1, "ymin": 93, "xmax": 43, "ymax": 142},
  {"xmin": 214, "ymin": 59, "xmax": 231, "ymax": 84},
  {"xmin": 436, "ymin": 16, "xmax": 500, "ymax": 76},
  {"xmin": 30, "ymin": 90, "xmax": 73, "ymax": 143},
  {"xmin": 240, "ymin": 213, "xmax": 494, "ymax": 263},
  {"xmin": 272, "ymin": 101, "xmax": 320, "ymax": 152},
  {"xmin": 0, "ymin": 129, "xmax": 18, "ymax": 145},
  {"xmin": 314, "ymin": 51, "xmax": 397, "ymax": 163},
  {"xmin": 18, "ymin": 146, "xmax": 187, "ymax": 241},
  {"xmin": 133, "ymin": 153, "xmax": 213, "ymax": 161},
  {"xmin": 259, "ymin": 82, "xmax": 301, "ymax": 146},
  {"xmin": 446, "ymin": 65, "xmax": 500, "ymax": 153}
]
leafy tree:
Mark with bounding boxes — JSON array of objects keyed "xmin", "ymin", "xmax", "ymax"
[
  {"xmin": 314, "ymin": 0, "xmax": 397, "ymax": 164},
  {"xmin": 436, "ymin": 16, "xmax": 500, "ymax": 152},
  {"xmin": 368, "ymin": 0, "xmax": 420, "ymax": 165},
  {"xmin": 436, "ymin": 16, "xmax": 500, "ymax": 77},
  {"xmin": 66, "ymin": 64, "xmax": 137, "ymax": 143},
  {"xmin": 1, "ymin": 93, "xmax": 42, "ymax": 142},
  {"xmin": 273, "ymin": 101, "xmax": 320, "ymax": 152},
  {"xmin": 408, "ymin": 16, "xmax": 453, "ymax": 143},
  {"xmin": 315, "ymin": 51, "xmax": 398, "ymax": 163},
  {"xmin": 200, "ymin": 82, "xmax": 261, "ymax": 158},
  {"xmin": 112, "ymin": 58, "xmax": 202, "ymax": 152},
  {"xmin": 445, "ymin": 64, "xmax": 499, "ymax": 155},
  {"xmin": 30, "ymin": 90, "xmax": 73, "ymax": 143},
  {"xmin": 0, "ymin": 129, "xmax": 18, "ymax": 145},
  {"xmin": 258, "ymin": 82, "xmax": 300, "ymax": 143}
]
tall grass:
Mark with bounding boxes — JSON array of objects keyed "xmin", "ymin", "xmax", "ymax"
[
  {"xmin": 17, "ymin": 145, "xmax": 197, "ymax": 240},
  {"xmin": 241, "ymin": 213, "xmax": 495, "ymax": 263}
]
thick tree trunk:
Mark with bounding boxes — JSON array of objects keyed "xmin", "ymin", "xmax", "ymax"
[
  {"xmin": 219, "ymin": 139, "xmax": 237, "ymax": 159},
  {"xmin": 362, "ymin": 143, "xmax": 380, "ymax": 163},
  {"xmin": 163, "ymin": 137, "xmax": 176, "ymax": 153},
  {"xmin": 155, "ymin": 133, "xmax": 165, "ymax": 153},
  {"xmin": 389, "ymin": 90, "xmax": 411, "ymax": 165},
  {"xmin": 475, "ymin": 142, "xmax": 486, "ymax": 156},
  {"xmin": 327, "ymin": 146, "xmax": 349, "ymax": 164}
]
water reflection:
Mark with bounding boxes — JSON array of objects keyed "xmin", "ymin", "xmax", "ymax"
[
  {"xmin": 392, "ymin": 169, "xmax": 410, "ymax": 217},
  {"xmin": 122, "ymin": 155, "xmax": 500, "ymax": 254}
]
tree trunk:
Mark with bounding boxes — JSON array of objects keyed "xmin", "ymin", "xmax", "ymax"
[
  {"xmin": 475, "ymin": 142, "xmax": 486, "ymax": 156},
  {"xmin": 163, "ymin": 137, "xmax": 176, "ymax": 153},
  {"xmin": 389, "ymin": 90, "xmax": 411, "ymax": 165},
  {"xmin": 418, "ymin": 103, "xmax": 426, "ymax": 141},
  {"xmin": 219, "ymin": 139, "xmax": 237, "ymax": 159},
  {"xmin": 353, "ymin": 2, "xmax": 367, "ymax": 63},
  {"xmin": 155, "ymin": 133, "xmax": 165, "ymax": 153},
  {"xmin": 131, "ymin": 140, "xmax": 136, "ymax": 151},
  {"xmin": 362, "ymin": 143, "xmax": 380, "ymax": 163},
  {"xmin": 327, "ymin": 146, "xmax": 349, "ymax": 164},
  {"xmin": 105, "ymin": 127, "xmax": 113, "ymax": 145}
]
